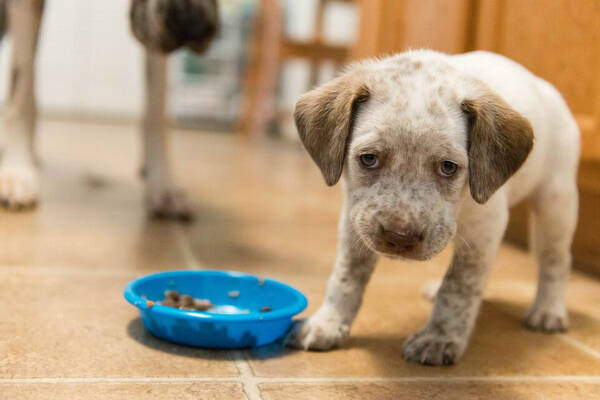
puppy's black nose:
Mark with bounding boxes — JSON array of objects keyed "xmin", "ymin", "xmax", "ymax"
[{"xmin": 380, "ymin": 226, "xmax": 423, "ymax": 252}]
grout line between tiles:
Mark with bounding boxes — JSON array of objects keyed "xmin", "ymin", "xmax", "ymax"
[
  {"xmin": 251, "ymin": 376, "xmax": 600, "ymax": 384},
  {"xmin": 0, "ymin": 264, "xmax": 139, "ymax": 277},
  {"xmin": 232, "ymin": 351, "xmax": 262, "ymax": 400},
  {"xmin": 559, "ymin": 335, "xmax": 600, "ymax": 361},
  {"xmin": 168, "ymin": 222, "xmax": 262, "ymax": 400},
  {"xmin": 169, "ymin": 223, "xmax": 203, "ymax": 269},
  {"xmin": 0, "ymin": 377, "xmax": 239, "ymax": 384},
  {"xmin": 4, "ymin": 375, "xmax": 600, "ymax": 385}
]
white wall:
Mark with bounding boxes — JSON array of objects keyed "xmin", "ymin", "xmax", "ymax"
[{"xmin": 0, "ymin": 0, "xmax": 144, "ymax": 119}]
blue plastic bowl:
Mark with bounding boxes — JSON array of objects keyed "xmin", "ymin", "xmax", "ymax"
[{"xmin": 123, "ymin": 270, "xmax": 307, "ymax": 349}]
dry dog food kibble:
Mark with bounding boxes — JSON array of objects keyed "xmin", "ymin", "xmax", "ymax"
[
  {"xmin": 260, "ymin": 306, "xmax": 271, "ymax": 312},
  {"xmin": 159, "ymin": 290, "xmax": 213, "ymax": 311},
  {"xmin": 227, "ymin": 290, "xmax": 240, "ymax": 298}
]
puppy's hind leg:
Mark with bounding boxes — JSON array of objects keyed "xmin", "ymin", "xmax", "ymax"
[
  {"xmin": 0, "ymin": 0, "xmax": 44, "ymax": 210},
  {"xmin": 524, "ymin": 180, "xmax": 578, "ymax": 332},
  {"xmin": 142, "ymin": 50, "xmax": 193, "ymax": 221}
]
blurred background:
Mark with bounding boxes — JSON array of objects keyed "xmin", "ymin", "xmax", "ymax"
[{"xmin": 0, "ymin": 0, "xmax": 598, "ymax": 273}]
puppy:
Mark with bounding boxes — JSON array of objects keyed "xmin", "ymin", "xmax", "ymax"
[
  {"xmin": 0, "ymin": 0, "xmax": 217, "ymax": 219},
  {"xmin": 286, "ymin": 50, "xmax": 580, "ymax": 366}
]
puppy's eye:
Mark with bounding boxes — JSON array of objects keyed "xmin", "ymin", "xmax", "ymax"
[
  {"xmin": 359, "ymin": 154, "xmax": 379, "ymax": 169},
  {"xmin": 439, "ymin": 161, "xmax": 458, "ymax": 177}
]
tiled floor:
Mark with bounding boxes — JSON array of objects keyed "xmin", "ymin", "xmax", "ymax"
[{"xmin": 1, "ymin": 119, "xmax": 600, "ymax": 399}]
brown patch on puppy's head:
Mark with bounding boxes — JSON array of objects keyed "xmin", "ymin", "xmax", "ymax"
[
  {"xmin": 130, "ymin": 0, "xmax": 218, "ymax": 53},
  {"xmin": 294, "ymin": 71, "xmax": 369, "ymax": 186},
  {"xmin": 461, "ymin": 90, "xmax": 534, "ymax": 204}
]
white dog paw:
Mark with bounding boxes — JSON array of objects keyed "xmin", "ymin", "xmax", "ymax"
[
  {"xmin": 146, "ymin": 186, "xmax": 193, "ymax": 221},
  {"xmin": 285, "ymin": 314, "xmax": 349, "ymax": 351},
  {"xmin": 523, "ymin": 303, "xmax": 569, "ymax": 333},
  {"xmin": 402, "ymin": 328, "xmax": 466, "ymax": 366},
  {"xmin": 0, "ymin": 162, "xmax": 39, "ymax": 210}
]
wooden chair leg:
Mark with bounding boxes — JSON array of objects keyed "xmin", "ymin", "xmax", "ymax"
[{"xmin": 237, "ymin": 0, "xmax": 282, "ymax": 138}]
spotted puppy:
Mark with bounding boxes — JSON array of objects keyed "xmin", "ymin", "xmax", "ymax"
[
  {"xmin": 0, "ymin": 0, "xmax": 217, "ymax": 218},
  {"xmin": 286, "ymin": 50, "xmax": 579, "ymax": 366}
]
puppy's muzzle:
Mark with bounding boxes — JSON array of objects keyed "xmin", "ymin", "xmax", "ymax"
[{"xmin": 379, "ymin": 223, "xmax": 424, "ymax": 255}]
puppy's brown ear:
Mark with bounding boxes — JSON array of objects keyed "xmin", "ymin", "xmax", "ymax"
[
  {"xmin": 462, "ymin": 91, "xmax": 534, "ymax": 204},
  {"xmin": 294, "ymin": 74, "xmax": 369, "ymax": 186}
]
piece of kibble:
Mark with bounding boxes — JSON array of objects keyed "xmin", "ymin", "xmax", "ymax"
[
  {"xmin": 227, "ymin": 290, "xmax": 240, "ymax": 298},
  {"xmin": 193, "ymin": 298, "xmax": 212, "ymax": 311},
  {"xmin": 260, "ymin": 306, "xmax": 271, "ymax": 312},
  {"xmin": 179, "ymin": 294, "xmax": 194, "ymax": 307},
  {"xmin": 146, "ymin": 300, "xmax": 155, "ymax": 308},
  {"xmin": 258, "ymin": 278, "xmax": 265, "ymax": 286},
  {"xmin": 160, "ymin": 298, "xmax": 178, "ymax": 308},
  {"xmin": 159, "ymin": 290, "xmax": 215, "ymax": 312},
  {"xmin": 164, "ymin": 290, "xmax": 180, "ymax": 301}
]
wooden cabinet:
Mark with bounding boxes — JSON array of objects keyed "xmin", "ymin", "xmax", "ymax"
[
  {"xmin": 353, "ymin": 0, "xmax": 600, "ymax": 273},
  {"xmin": 474, "ymin": 0, "xmax": 600, "ymax": 161},
  {"xmin": 353, "ymin": 0, "xmax": 473, "ymax": 58}
]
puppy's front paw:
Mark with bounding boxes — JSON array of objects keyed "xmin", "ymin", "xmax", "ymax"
[
  {"xmin": 285, "ymin": 313, "xmax": 349, "ymax": 351},
  {"xmin": 523, "ymin": 303, "xmax": 569, "ymax": 333},
  {"xmin": 0, "ymin": 162, "xmax": 39, "ymax": 210},
  {"xmin": 402, "ymin": 328, "xmax": 466, "ymax": 366}
]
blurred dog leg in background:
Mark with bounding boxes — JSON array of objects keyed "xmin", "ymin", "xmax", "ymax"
[
  {"xmin": 0, "ymin": 0, "xmax": 218, "ymax": 220},
  {"xmin": 0, "ymin": 0, "xmax": 44, "ymax": 210},
  {"xmin": 130, "ymin": 0, "xmax": 218, "ymax": 220}
]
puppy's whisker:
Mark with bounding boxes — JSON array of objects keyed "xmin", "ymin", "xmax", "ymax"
[{"xmin": 455, "ymin": 233, "xmax": 474, "ymax": 254}]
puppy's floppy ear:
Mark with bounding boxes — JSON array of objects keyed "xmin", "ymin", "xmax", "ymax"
[
  {"xmin": 461, "ymin": 90, "xmax": 534, "ymax": 204},
  {"xmin": 294, "ymin": 74, "xmax": 369, "ymax": 186}
]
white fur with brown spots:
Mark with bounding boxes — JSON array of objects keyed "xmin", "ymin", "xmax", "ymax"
[{"xmin": 286, "ymin": 50, "xmax": 580, "ymax": 366}]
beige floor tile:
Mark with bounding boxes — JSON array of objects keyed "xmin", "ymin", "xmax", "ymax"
[
  {"xmin": 259, "ymin": 382, "xmax": 600, "ymax": 400},
  {"xmin": 0, "ymin": 269, "xmax": 238, "ymax": 378},
  {"xmin": 1, "ymin": 382, "xmax": 245, "ymax": 400},
  {"xmin": 2, "ymin": 119, "xmax": 600, "ymax": 399},
  {"xmin": 477, "ymin": 272, "xmax": 600, "ymax": 358},
  {"xmin": 0, "ymin": 164, "xmax": 185, "ymax": 270},
  {"xmin": 0, "ymin": 124, "xmax": 183, "ymax": 270},
  {"xmin": 565, "ymin": 279, "xmax": 600, "ymax": 354},
  {"xmin": 248, "ymin": 271, "xmax": 600, "ymax": 377}
]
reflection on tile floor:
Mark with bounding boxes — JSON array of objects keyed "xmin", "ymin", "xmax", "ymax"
[{"xmin": 1, "ymin": 119, "xmax": 599, "ymax": 399}]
